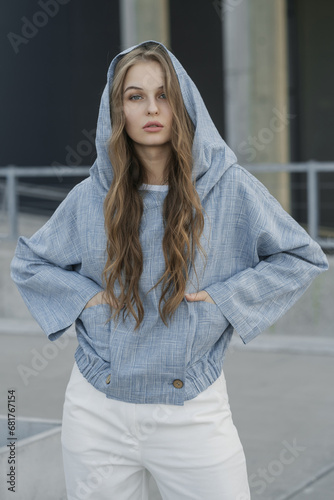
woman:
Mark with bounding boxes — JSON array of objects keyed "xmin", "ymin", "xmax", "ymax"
[{"xmin": 11, "ymin": 41, "xmax": 328, "ymax": 499}]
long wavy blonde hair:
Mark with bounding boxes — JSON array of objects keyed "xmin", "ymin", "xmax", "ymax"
[{"xmin": 102, "ymin": 41, "xmax": 207, "ymax": 331}]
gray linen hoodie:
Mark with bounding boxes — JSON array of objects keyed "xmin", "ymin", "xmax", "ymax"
[{"xmin": 10, "ymin": 41, "xmax": 329, "ymax": 406}]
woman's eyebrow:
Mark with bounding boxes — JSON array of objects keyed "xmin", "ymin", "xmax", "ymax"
[{"xmin": 123, "ymin": 85, "xmax": 164, "ymax": 94}]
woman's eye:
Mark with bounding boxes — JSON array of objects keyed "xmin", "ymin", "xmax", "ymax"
[{"xmin": 129, "ymin": 93, "xmax": 166, "ymax": 101}]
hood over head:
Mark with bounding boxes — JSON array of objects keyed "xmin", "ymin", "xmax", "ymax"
[{"xmin": 89, "ymin": 40, "xmax": 238, "ymax": 201}]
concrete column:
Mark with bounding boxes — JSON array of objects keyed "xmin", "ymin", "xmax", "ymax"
[
  {"xmin": 223, "ymin": 0, "xmax": 290, "ymax": 210},
  {"xmin": 222, "ymin": 0, "xmax": 252, "ymax": 159},
  {"xmin": 120, "ymin": 0, "xmax": 170, "ymax": 50}
]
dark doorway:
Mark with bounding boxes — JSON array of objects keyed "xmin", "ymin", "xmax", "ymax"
[
  {"xmin": 169, "ymin": 0, "xmax": 225, "ymax": 138},
  {"xmin": 1, "ymin": 0, "xmax": 120, "ymax": 214},
  {"xmin": 287, "ymin": 0, "xmax": 334, "ymax": 235}
]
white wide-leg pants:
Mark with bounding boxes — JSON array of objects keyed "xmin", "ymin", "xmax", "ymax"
[{"xmin": 61, "ymin": 362, "xmax": 251, "ymax": 500}]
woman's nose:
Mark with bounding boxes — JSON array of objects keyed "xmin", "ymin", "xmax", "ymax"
[{"xmin": 146, "ymin": 97, "xmax": 159, "ymax": 115}]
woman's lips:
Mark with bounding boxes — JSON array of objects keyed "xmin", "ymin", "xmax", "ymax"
[
  {"xmin": 143, "ymin": 125, "xmax": 164, "ymax": 132},
  {"xmin": 143, "ymin": 121, "xmax": 164, "ymax": 132}
]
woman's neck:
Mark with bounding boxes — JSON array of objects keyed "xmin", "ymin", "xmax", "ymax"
[{"xmin": 134, "ymin": 143, "xmax": 170, "ymax": 185}]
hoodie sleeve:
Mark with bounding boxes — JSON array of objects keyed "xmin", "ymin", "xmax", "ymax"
[
  {"xmin": 203, "ymin": 166, "xmax": 329, "ymax": 344},
  {"xmin": 10, "ymin": 182, "xmax": 103, "ymax": 341}
]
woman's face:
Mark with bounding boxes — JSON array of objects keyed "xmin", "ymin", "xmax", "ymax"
[{"xmin": 122, "ymin": 60, "xmax": 173, "ymax": 152}]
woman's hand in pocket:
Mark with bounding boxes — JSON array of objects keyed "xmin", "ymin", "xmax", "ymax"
[
  {"xmin": 185, "ymin": 291, "xmax": 216, "ymax": 304},
  {"xmin": 84, "ymin": 291, "xmax": 108, "ymax": 309},
  {"xmin": 84, "ymin": 291, "xmax": 123, "ymax": 310}
]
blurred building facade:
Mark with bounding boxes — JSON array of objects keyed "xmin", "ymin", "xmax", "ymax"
[{"xmin": 1, "ymin": 0, "xmax": 333, "ymax": 233}]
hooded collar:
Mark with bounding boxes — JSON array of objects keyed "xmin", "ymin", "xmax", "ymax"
[{"xmin": 89, "ymin": 40, "xmax": 238, "ymax": 201}]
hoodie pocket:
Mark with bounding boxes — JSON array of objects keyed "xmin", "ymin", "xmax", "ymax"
[
  {"xmin": 76, "ymin": 304, "xmax": 112, "ymax": 362},
  {"xmin": 186, "ymin": 300, "xmax": 230, "ymax": 364}
]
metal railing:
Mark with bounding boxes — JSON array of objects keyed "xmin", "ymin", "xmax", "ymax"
[
  {"xmin": 0, "ymin": 163, "xmax": 333, "ymax": 248},
  {"xmin": 0, "ymin": 166, "xmax": 90, "ymax": 241}
]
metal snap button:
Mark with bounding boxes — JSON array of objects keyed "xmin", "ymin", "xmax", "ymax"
[
  {"xmin": 173, "ymin": 379, "xmax": 183, "ymax": 389},
  {"xmin": 106, "ymin": 375, "xmax": 111, "ymax": 385}
]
